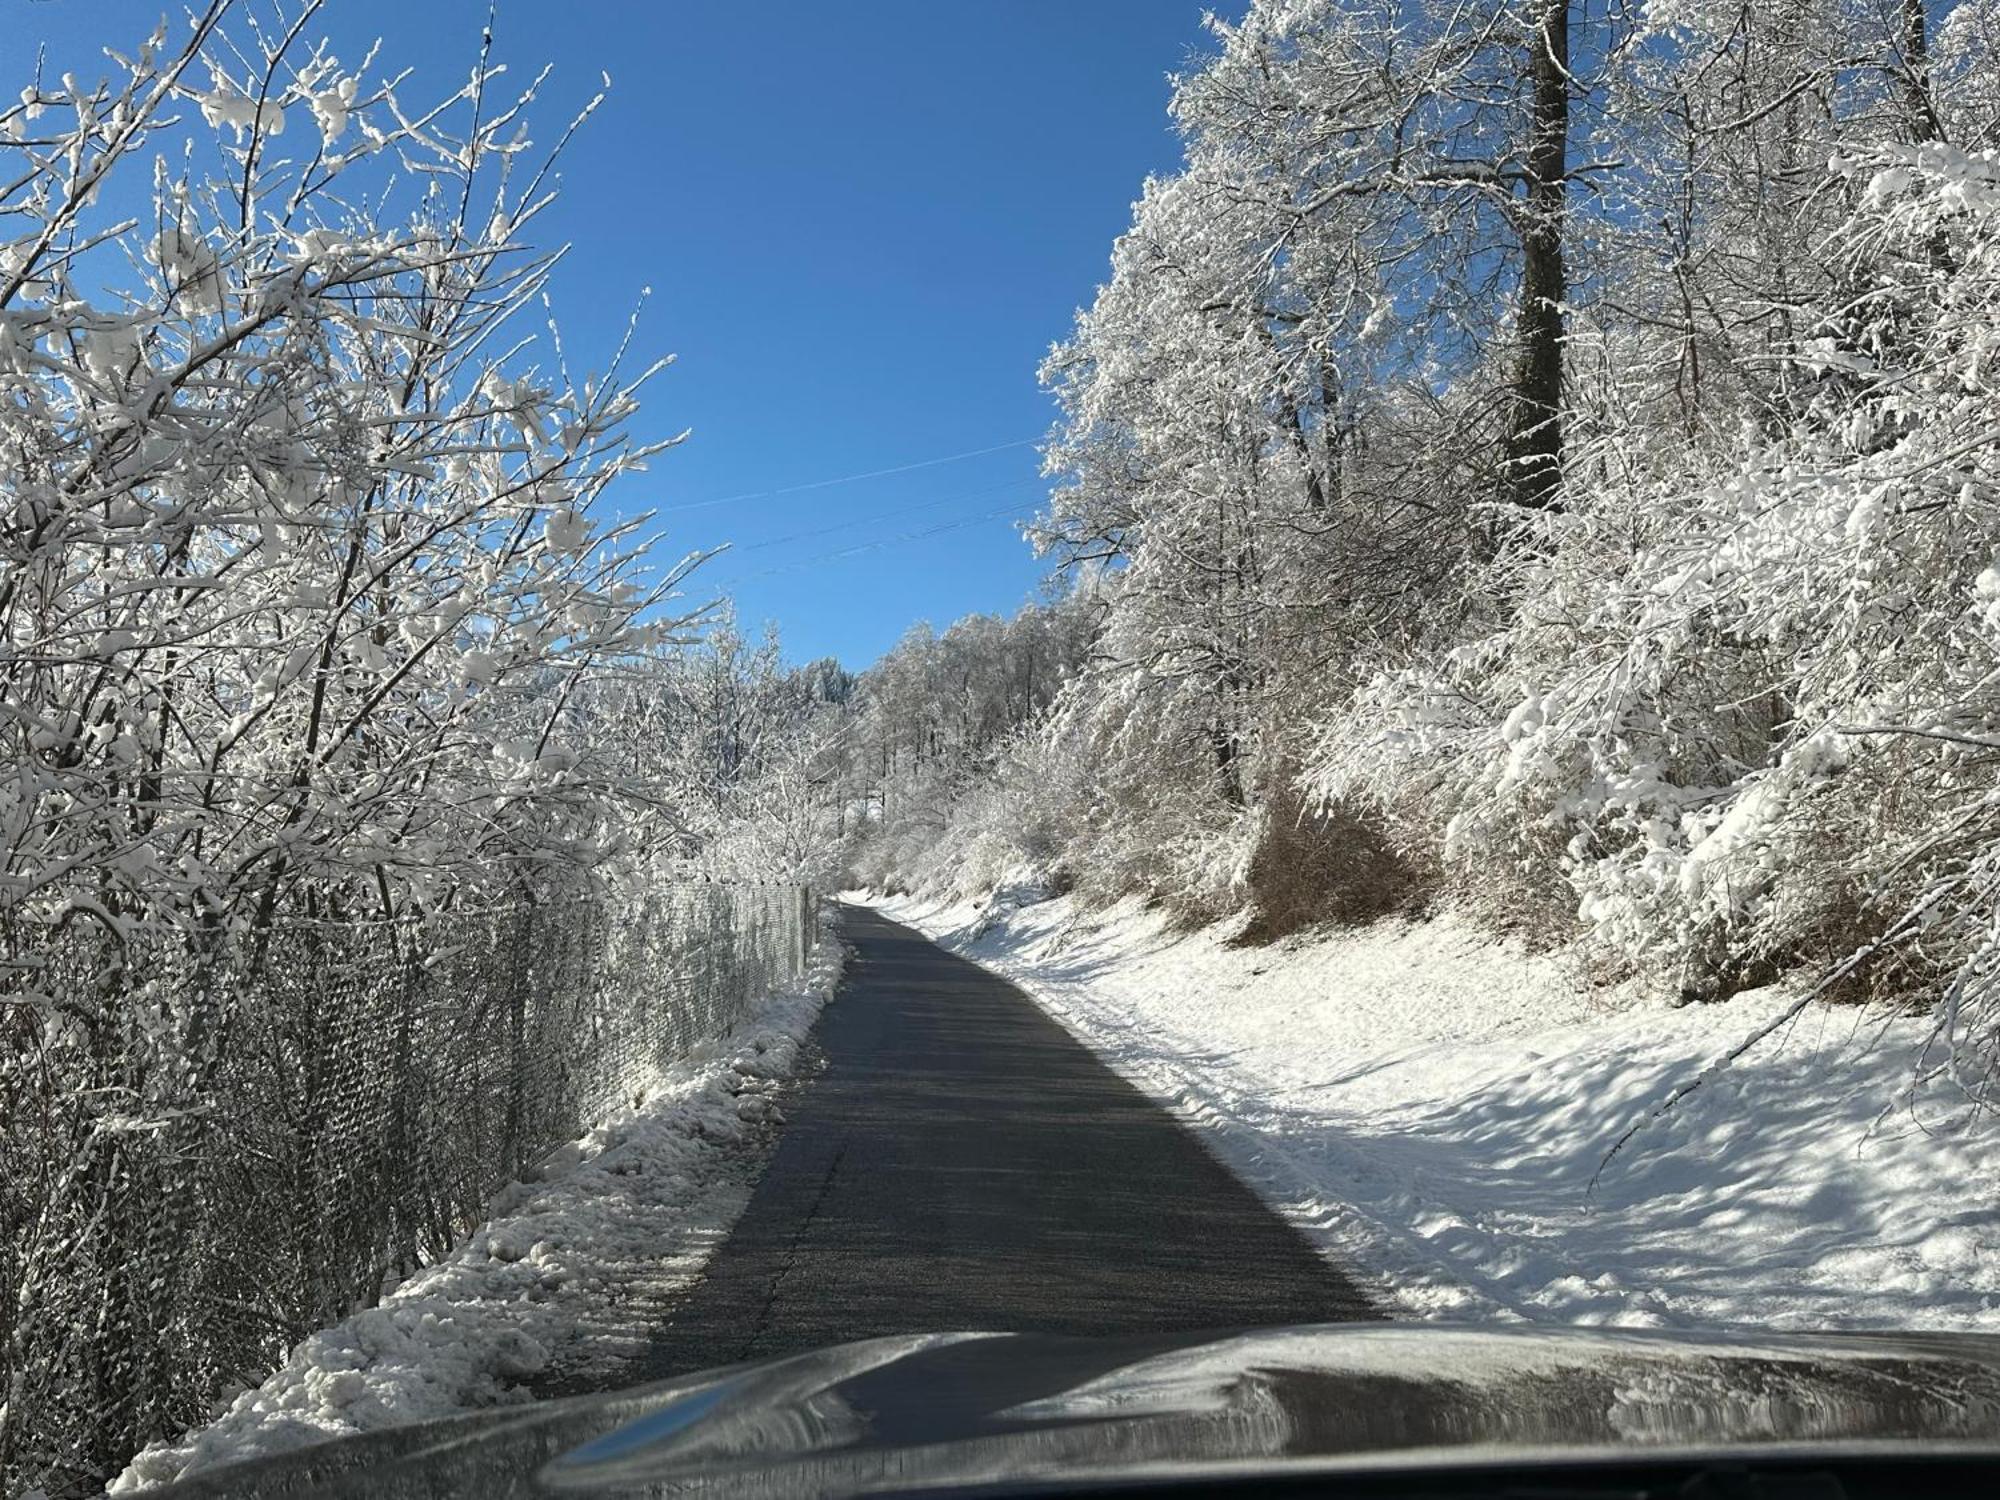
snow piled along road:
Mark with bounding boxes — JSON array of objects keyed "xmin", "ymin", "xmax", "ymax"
[
  {"xmin": 873, "ymin": 890, "xmax": 1999, "ymax": 1333},
  {"xmin": 114, "ymin": 930, "xmax": 846, "ymax": 1494}
]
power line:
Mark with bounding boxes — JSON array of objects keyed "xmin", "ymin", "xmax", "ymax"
[
  {"xmin": 656, "ymin": 438, "xmax": 1038, "ymax": 515},
  {"xmin": 716, "ymin": 502, "xmax": 1040, "ymax": 583},
  {"xmin": 733, "ymin": 475, "xmax": 1041, "ymax": 554}
]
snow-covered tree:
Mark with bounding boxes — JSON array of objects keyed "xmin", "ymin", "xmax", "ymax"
[
  {"xmin": 921, "ymin": 0, "xmax": 2000, "ymax": 1039},
  {"xmin": 0, "ymin": 5, "xmax": 699, "ymax": 949},
  {"xmin": 839, "ymin": 597, "xmax": 1096, "ymax": 895},
  {"xmin": 0, "ymin": 7, "xmax": 737, "ymax": 1490}
]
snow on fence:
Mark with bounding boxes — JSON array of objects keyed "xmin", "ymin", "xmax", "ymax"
[{"xmin": 0, "ymin": 881, "xmax": 818, "ymax": 1499}]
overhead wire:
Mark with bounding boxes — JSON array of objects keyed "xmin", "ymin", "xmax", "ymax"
[
  {"xmin": 654, "ymin": 437, "xmax": 1038, "ymax": 515},
  {"xmin": 730, "ymin": 474, "xmax": 1042, "ymax": 554},
  {"xmin": 714, "ymin": 501, "xmax": 1042, "ymax": 584}
]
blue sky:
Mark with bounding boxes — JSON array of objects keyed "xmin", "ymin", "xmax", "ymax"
[{"xmin": 20, "ymin": 0, "xmax": 1237, "ymax": 667}]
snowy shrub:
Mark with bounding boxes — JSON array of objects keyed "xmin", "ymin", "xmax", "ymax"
[
  {"xmin": 893, "ymin": 729, "xmax": 1074, "ymax": 900},
  {"xmin": 1232, "ymin": 781, "xmax": 1431, "ymax": 945},
  {"xmin": 1313, "ymin": 139, "xmax": 2000, "ymax": 1059},
  {"xmin": 1005, "ymin": 656, "xmax": 1259, "ymax": 924}
]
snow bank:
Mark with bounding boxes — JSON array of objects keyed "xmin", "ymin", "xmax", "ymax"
[
  {"xmin": 112, "ymin": 929, "xmax": 846, "ymax": 1493},
  {"xmin": 872, "ymin": 890, "xmax": 2000, "ymax": 1333}
]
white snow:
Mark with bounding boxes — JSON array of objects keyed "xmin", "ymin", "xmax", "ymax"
[
  {"xmin": 869, "ymin": 889, "xmax": 2000, "ymax": 1334},
  {"xmin": 111, "ymin": 929, "xmax": 846, "ymax": 1494}
]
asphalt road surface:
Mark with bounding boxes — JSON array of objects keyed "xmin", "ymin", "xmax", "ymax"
[{"xmin": 633, "ymin": 903, "xmax": 1376, "ymax": 1381}]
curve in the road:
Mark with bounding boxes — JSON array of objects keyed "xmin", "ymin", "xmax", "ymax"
[{"xmin": 634, "ymin": 903, "xmax": 1377, "ymax": 1381}]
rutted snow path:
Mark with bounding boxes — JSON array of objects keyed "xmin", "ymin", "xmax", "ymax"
[{"xmin": 873, "ymin": 890, "xmax": 2000, "ymax": 1334}]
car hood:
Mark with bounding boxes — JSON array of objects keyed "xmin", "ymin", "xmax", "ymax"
[{"xmin": 156, "ymin": 1323, "xmax": 2000, "ymax": 1498}]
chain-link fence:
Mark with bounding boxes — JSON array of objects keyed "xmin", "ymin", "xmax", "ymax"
[{"xmin": 0, "ymin": 881, "xmax": 819, "ymax": 1499}]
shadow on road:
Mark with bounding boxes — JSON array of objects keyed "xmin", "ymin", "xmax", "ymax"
[{"xmin": 631, "ymin": 903, "xmax": 1378, "ymax": 1383}]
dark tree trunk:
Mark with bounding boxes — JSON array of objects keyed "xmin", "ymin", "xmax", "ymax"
[
  {"xmin": 1504, "ymin": 0, "xmax": 1569, "ymax": 510},
  {"xmin": 1901, "ymin": 0, "xmax": 1942, "ymax": 143}
]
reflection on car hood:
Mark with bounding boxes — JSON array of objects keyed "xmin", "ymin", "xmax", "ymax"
[{"xmin": 157, "ymin": 1324, "xmax": 2000, "ymax": 1498}]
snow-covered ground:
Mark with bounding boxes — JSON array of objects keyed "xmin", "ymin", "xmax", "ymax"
[
  {"xmin": 870, "ymin": 889, "xmax": 1999, "ymax": 1334},
  {"xmin": 113, "ymin": 929, "xmax": 846, "ymax": 1494}
]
